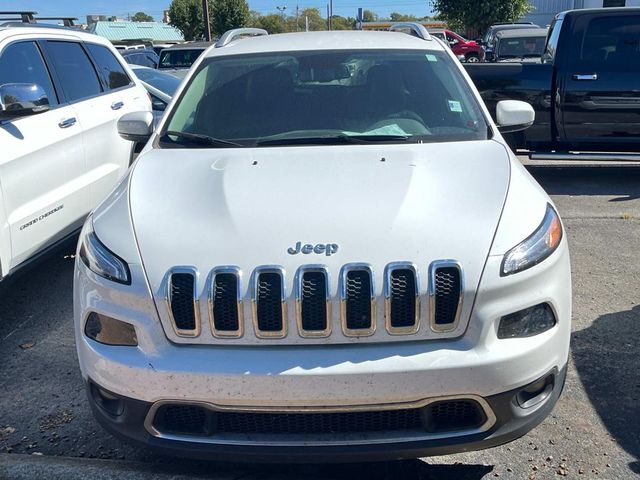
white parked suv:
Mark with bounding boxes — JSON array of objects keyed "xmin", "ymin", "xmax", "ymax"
[
  {"xmin": 0, "ymin": 18, "xmax": 150, "ymax": 280},
  {"xmin": 74, "ymin": 26, "xmax": 571, "ymax": 462}
]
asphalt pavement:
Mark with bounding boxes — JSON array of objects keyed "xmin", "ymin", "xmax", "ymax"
[{"xmin": 0, "ymin": 164, "xmax": 639, "ymax": 479}]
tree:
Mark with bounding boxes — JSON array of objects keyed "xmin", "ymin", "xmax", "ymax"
[
  {"xmin": 300, "ymin": 8, "xmax": 327, "ymax": 31},
  {"xmin": 211, "ymin": 0, "xmax": 250, "ymax": 36},
  {"xmin": 362, "ymin": 9, "xmax": 378, "ymax": 22},
  {"xmin": 168, "ymin": 0, "xmax": 205, "ymax": 40},
  {"xmin": 430, "ymin": 0, "xmax": 532, "ymax": 37},
  {"xmin": 331, "ymin": 15, "xmax": 355, "ymax": 30},
  {"xmin": 251, "ymin": 13, "xmax": 287, "ymax": 33},
  {"xmin": 131, "ymin": 11, "xmax": 153, "ymax": 22},
  {"xmin": 389, "ymin": 12, "xmax": 419, "ymax": 22}
]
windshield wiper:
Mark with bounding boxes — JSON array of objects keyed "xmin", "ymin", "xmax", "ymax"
[
  {"xmin": 256, "ymin": 134, "xmax": 410, "ymax": 147},
  {"xmin": 161, "ymin": 130, "xmax": 244, "ymax": 148}
]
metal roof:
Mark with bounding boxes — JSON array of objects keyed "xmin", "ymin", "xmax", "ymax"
[
  {"xmin": 496, "ymin": 28, "xmax": 548, "ymax": 39},
  {"xmin": 89, "ymin": 21, "xmax": 183, "ymax": 42}
]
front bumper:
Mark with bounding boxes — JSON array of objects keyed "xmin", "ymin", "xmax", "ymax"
[{"xmin": 87, "ymin": 365, "xmax": 566, "ymax": 462}]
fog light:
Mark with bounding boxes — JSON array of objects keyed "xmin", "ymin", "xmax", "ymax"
[
  {"xmin": 516, "ymin": 373, "xmax": 554, "ymax": 408},
  {"xmin": 85, "ymin": 312, "xmax": 138, "ymax": 346},
  {"xmin": 90, "ymin": 383, "xmax": 124, "ymax": 416},
  {"xmin": 498, "ymin": 303, "xmax": 556, "ymax": 339}
]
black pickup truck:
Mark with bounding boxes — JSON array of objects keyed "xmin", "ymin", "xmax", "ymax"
[{"xmin": 465, "ymin": 7, "xmax": 640, "ymax": 158}]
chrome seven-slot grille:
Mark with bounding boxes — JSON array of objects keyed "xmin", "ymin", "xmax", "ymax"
[{"xmin": 166, "ymin": 261, "xmax": 463, "ymax": 339}]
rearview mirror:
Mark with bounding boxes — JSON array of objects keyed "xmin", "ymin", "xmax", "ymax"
[
  {"xmin": 117, "ymin": 111, "xmax": 154, "ymax": 143},
  {"xmin": 0, "ymin": 83, "xmax": 50, "ymax": 118},
  {"xmin": 496, "ymin": 100, "xmax": 535, "ymax": 133}
]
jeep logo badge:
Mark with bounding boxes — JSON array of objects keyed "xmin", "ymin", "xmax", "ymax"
[{"xmin": 287, "ymin": 242, "xmax": 339, "ymax": 256}]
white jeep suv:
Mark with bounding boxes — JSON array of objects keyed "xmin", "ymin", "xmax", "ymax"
[
  {"xmin": 74, "ymin": 27, "xmax": 571, "ymax": 462},
  {"xmin": 0, "ymin": 18, "xmax": 149, "ymax": 280}
]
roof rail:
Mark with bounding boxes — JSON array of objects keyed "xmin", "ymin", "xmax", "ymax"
[
  {"xmin": 0, "ymin": 11, "xmax": 37, "ymax": 23},
  {"xmin": 389, "ymin": 22, "xmax": 432, "ymax": 41},
  {"xmin": 215, "ymin": 28, "xmax": 268, "ymax": 48},
  {"xmin": 36, "ymin": 17, "xmax": 78, "ymax": 27}
]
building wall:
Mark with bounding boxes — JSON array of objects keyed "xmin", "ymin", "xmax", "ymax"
[{"xmin": 524, "ymin": 0, "xmax": 640, "ymax": 26}]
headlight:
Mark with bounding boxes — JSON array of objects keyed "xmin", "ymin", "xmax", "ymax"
[
  {"xmin": 79, "ymin": 219, "xmax": 131, "ymax": 284},
  {"xmin": 501, "ymin": 204, "xmax": 562, "ymax": 276}
]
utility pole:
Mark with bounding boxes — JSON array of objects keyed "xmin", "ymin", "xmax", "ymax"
[
  {"xmin": 295, "ymin": 4, "xmax": 299, "ymax": 31},
  {"xmin": 202, "ymin": 0, "xmax": 211, "ymax": 41}
]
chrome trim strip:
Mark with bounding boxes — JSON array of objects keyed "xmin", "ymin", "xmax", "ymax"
[
  {"xmin": 428, "ymin": 260, "xmax": 464, "ymax": 333},
  {"xmin": 339, "ymin": 263, "xmax": 376, "ymax": 337},
  {"xmin": 165, "ymin": 266, "xmax": 201, "ymax": 338},
  {"xmin": 250, "ymin": 265, "xmax": 287, "ymax": 339},
  {"xmin": 384, "ymin": 262, "xmax": 420, "ymax": 335},
  {"xmin": 207, "ymin": 266, "xmax": 244, "ymax": 339},
  {"xmin": 143, "ymin": 394, "xmax": 496, "ymax": 447},
  {"xmin": 294, "ymin": 265, "xmax": 331, "ymax": 338}
]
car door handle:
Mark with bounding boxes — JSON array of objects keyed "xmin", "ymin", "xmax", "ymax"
[
  {"xmin": 572, "ymin": 74, "xmax": 598, "ymax": 81},
  {"xmin": 111, "ymin": 101, "xmax": 124, "ymax": 110},
  {"xmin": 58, "ymin": 117, "xmax": 77, "ymax": 128}
]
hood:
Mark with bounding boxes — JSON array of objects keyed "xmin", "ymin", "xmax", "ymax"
[{"xmin": 129, "ymin": 140, "xmax": 511, "ymax": 342}]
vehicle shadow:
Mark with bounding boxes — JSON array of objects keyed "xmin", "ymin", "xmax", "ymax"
[
  {"xmin": 527, "ymin": 165, "xmax": 640, "ymax": 201},
  {"xmin": 571, "ymin": 304, "xmax": 640, "ymax": 473},
  {"xmin": 130, "ymin": 458, "xmax": 494, "ymax": 479}
]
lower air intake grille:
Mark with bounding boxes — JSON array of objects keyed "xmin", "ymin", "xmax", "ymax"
[
  {"xmin": 151, "ymin": 399, "xmax": 488, "ymax": 438},
  {"xmin": 215, "ymin": 409, "xmax": 423, "ymax": 435},
  {"xmin": 256, "ymin": 272, "xmax": 284, "ymax": 332},
  {"xmin": 433, "ymin": 266, "xmax": 462, "ymax": 326},
  {"xmin": 344, "ymin": 269, "xmax": 373, "ymax": 331},
  {"xmin": 300, "ymin": 271, "xmax": 328, "ymax": 332},
  {"xmin": 169, "ymin": 273, "xmax": 197, "ymax": 332},
  {"xmin": 389, "ymin": 268, "xmax": 417, "ymax": 328},
  {"xmin": 425, "ymin": 400, "xmax": 485, "ymax": 432},
  {"xmin": 212, "ymin": 273, "xmax": 239, "ymax": 332}
]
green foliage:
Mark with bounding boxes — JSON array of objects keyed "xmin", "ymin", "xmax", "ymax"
[
  {"xmin": 168, "ymin": 0, "xmax": 249, "ymax": 40},
  {"xmin": 250, "ymin": 12, "xmax": 286, "ymax": 33},
  {"xmin": 430, "ymin": 0, "xmax": 533, "ymax": 36},
  {"xmin": 362, "ymin": 10, "xmax": 378, "ymax": 22},
  {"xmin": 331, "ymin": 15, "xmax": 355, "ymax": 30},
  {"xmin": 131, "ymin": 11, "xmax": 154, "ymax": 22},
  {"xmin": 211, "ymin": 0, "xmax": 250, "ymax": 36},
  {"xmin": 389, "ymin": 12, "xmax": 419, "ymax": 22},
  {"xmin": 168, "ymin": 0, "xmax": 204, "ymax": 40}
]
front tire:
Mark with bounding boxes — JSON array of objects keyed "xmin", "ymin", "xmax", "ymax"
[{"xmin": 465, "ymin": 53, "xmax": 480, "ymax": 63}]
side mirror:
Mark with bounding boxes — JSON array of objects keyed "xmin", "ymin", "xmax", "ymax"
[
  {"xmin": 496, "ymin": 100, "xmax": 535, "ymax": 133},
  {"xmin": 0, "ymin": 83, "xmax": 50, "ymax": 118},
  {"xmin": 151, "ymin": 98, "xmax": 166, "ymax": 112},
  {"xmin": 117, "ymin": 111, "xmax": 154, "ymax": 143}
]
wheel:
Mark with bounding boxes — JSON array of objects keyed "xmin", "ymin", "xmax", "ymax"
[{"xmin": 465, "ymin": 54, "xmax": 480, "ymax": 63}]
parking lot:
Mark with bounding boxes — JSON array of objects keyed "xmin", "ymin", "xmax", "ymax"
[{"xmin": 0, "ymin": 163, "xmax": 638, "ymax": 479}]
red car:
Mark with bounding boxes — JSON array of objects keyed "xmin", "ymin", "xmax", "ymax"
[{"xmin": 428, "ymin": 29, "xmax": 485, "ymax": 62}]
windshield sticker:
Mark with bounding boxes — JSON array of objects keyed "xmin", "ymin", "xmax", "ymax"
[
  {"xmin": 448, "ymin": 100, "xmax": 463, "ymax": 113},
  {"xmin": 425, "ymin": 54, "xmax": 438, "ymax": 62}
]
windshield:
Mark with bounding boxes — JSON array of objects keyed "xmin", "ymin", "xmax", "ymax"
[
  {"xmin": 134, "ymin": 68, "xmax": 181, "ymax": 95},
  {"xmin": 159, "ymin": 49, "xmax": 204, "ymax": 69},
  {"xmin": 498, "ymin": 37, "xmax": 546, "ymax": 58},
  {"xmin": 161, "ymin": 49, "xmax": 489, "ymax": 148}
]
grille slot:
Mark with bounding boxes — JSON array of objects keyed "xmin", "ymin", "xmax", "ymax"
[
  {"xmin": 386, "ymin": 265, "xmax": 419, "ymax": 334},
  {"xmin": 211, "ymin": 271, "xmax": 241, "ymax": 336},
  {"xmin": 253, "ymin": 269, "xmax": 286, "ymax": 337},
  {"xmin": 342, "ymin": 266, "xmax": 374, "ymax": 335},
  {"xmin": 299, "ymin": 269, "xmax": 329, "ymax": 335},
  {"xmin": 215, "ymin": 409, "xmax": 423, "ymax": 435},
  {"xmin": 430, "ymin": 262, "xmax": 463, "ymax": 331},
  {"xmin": 424, "ymin": 400, "xmax": 485, "ymax": 433},
  {"xmin": 168, "ymin": 271, "xmax": 198, "ymax": 335},
  {"xmin": 155, "ymin": 404, "xmax": 209, "ymax": 436}
]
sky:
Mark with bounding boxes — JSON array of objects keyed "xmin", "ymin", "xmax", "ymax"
[{"xmin": 0, "ymin": 0, "xmax": 434, "ymax": 21}]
